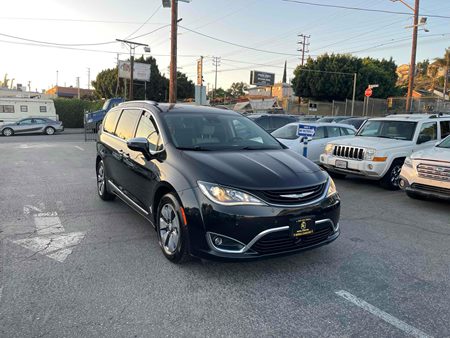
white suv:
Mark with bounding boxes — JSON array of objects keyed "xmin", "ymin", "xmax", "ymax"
[
  {"xmin": 320, "ymin": 114, "xmax": 450, "ymax": 189},
  {"xmin": 399, "ymin": 136, "xmax": 450, "ymax": 200}
]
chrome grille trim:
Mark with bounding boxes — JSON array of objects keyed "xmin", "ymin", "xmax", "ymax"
[
  {"xmin": 333, "ymin": 145, "xmax": 365, "ymax": 161},
  {"xmin": 417, "ymin": 163, "xmax": 450, "ymax": 182}
]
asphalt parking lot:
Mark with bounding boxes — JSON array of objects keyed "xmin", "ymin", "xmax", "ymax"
[{"xmin": 0, "ymin": 133, "xmax": 449, "ymax": 337}]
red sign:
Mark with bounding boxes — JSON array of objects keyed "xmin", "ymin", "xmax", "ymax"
[{"xmin": 365, "ymin": 88, "xmax": 373, "ymax": 97}]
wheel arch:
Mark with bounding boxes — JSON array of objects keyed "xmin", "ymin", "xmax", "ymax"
[{"xmin": 152, "ymin": 182, "xmax": 179, "ymax": 223}]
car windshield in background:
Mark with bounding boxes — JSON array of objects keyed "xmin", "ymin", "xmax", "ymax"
[
  {"xmin": 271, "ymin": 124, "xmax": 299, "ymax": 140},
  {"xmin": 357, "ymin": 120, "xmax": 417, "ymax": 141},
  {"xmin": 163, "ymin": 113, "xmax": 283, "ymax": 151},
  {"xmin": 437, "ymin": 136, "xmax": 450, "ymax": 148}
]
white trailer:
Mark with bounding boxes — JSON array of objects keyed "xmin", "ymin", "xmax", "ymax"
[{"xmin": 0, "ymin": 98, "xmax": 57, "ymax": 126}]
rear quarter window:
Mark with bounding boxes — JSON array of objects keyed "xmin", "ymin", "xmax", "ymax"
[
  {"xmin": 115, "ymin": 109, "xmax": 141, "ymax": 140},
  {"xmin": 103, "ymin": 108, "xmax": 122, "ymax": 134}
]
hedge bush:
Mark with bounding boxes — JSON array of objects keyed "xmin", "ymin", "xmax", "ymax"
[{"xmin": 54, "ymin": 98, "xmax": 103, "ymax": 128}]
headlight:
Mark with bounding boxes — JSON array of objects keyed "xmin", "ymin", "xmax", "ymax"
[
  {"xmin": 404, "ymin": 157, "xmax": 413, "ymax": 168},
  {"xmin": 198, "ymin": 181, "xmax": 266, "ymax": 206},
  {"xmin": 326, "ymin": 178, "xmax": 338, "ymax": 197},
  {"xmin": 364, "ymin": 148, "xmax": 376, "ymax": 161},
  {"xmin": 324, "ymin": 144, "xmax": 334, "ymax": 155},
  {"xmin": 87, "ymin": 118, "xmax": 93, "ymax": 123}
]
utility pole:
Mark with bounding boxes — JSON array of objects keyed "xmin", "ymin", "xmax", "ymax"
[
  {"xmin": 76, "ymin": 77, "xmax": 80, "ymax": 99},
  {"xmin": 87, "ymin": 68, "xmax": 91, "ymax": 90},
  {"xmin": 405, "ymin": 0, "xmax": 420, "ymax": 113},
  {"xmin": 169, "ymin": 0, "xmax": 178, "ymax": 103},
  {"xmin": 212, "ymin": 56, "xmax": 221, "ymax": 101},
  {"xmin": 116, "ymin": 39, "xmax": 148, "ymax": 101},
  {"xmin": 444, "ymin": 48, "xmax": 449, "ymax": 102},
  {"xmin": 115, "ymin": 54, "xmax": 120, "ymax": 96},
  {"xmin": 56, "ymin": 70, "xmax": 59, "ymax": 87},
  {"xmin": 297, "ymin": 34, "xmax": 310, "ymax": 66},
  {"xmin": 351, "ymin": 73, "xmax": 357, "ymax": 116}
]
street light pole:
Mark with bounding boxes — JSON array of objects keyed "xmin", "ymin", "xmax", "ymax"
[
  {"xmin": 406, "ymin": 0, "xmax": 420, "ymax": 113},
  {"xmin": 169, "ymin": 0, "xmax": 178, "ymax": 103},
  {"xmin": 351, "ymin": 73, "xmax": 357, "ymax": 116}
]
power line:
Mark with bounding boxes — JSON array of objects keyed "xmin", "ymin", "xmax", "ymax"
[
  {"xmin": 0, "ymin": 32, "xmax": 116, "ymax": 46},
  {"xmin": 0, "ymin": 16, "xmax": 167, "ymax": 25},
  {"xmin": 124, "ymin": 5, "xmax": 162, "ymax": 40},
  {"xmin": 178, "ymin": 25, "xmax": 299, "ymax": 56},
  {"xmin": 282, "ymin": 0, "xmax": 450, "ymax": 19}
]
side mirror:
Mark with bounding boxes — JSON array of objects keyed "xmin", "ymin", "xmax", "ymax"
[
  {"xmin": 417, "ymin": 134, "xmax": 432, "ymax": 144},
  {"xmin": 127, "ymin": 137, "xmax": 151, "ymax": 157}
]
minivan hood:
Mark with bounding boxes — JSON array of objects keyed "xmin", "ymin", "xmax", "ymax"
[
  {"xmin": 182, "ymin": 149, "xmax": 327, "ymax": 190},
  {"xmin": 412, "ymin": 146, "xmax": 450, "ymax": 162},
  {"xmin": 332, "ymin": 136, "xmax": 411, "ymax": 150}
]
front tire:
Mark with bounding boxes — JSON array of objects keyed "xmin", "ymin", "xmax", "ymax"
[
  {"xmin": 2, "ymin": 128, "xmax": 13, "ymax": 137},
  {"xmin": 96, "ymin": 160, "xmax": 115, "ymax": 201},
  {"xmin": 380, "ymin": 159, "xmax": 404, "ymax": 190},
  {"xmin": 156, "ymin": 193, "xmax": 190, "ymax": 264},
  {"xmin": 45, "ymin": 126, "xmax": 55, "ymax": 135}
]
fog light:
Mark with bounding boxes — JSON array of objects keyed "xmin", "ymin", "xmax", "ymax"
[
  {"xmin": 214, "ymin": 236, "xmax": 223, "ymax": 246},
  {"xmin": 368, "ymin": 164, "xmax": 374, "ymax": 170}
]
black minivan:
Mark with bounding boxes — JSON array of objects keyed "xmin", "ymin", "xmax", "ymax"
[{"xmin": 96, "ymin": 101, "xmax": 340, "ymax": 263}]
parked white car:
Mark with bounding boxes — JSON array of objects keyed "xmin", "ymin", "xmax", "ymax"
[
  {"xmin": 272, "ymin": 122, "xmax": 356, "ymax": 163},
  {"xmin": 399, "ymin": 135, "xmax": 450, "ymax": 200},
  {"xmin": 320, "ymin": 114, "xmax": 450, "ymax": 189}
]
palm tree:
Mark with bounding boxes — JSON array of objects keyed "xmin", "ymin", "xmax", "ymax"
[{"xmin": 432, "ymin": 49, "xmax": 450, "ymax": 97}]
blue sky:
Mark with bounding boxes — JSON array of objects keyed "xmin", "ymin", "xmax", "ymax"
[{"xmin": 0, "ymin": 0, "xmax": 449, "ymax": 93}]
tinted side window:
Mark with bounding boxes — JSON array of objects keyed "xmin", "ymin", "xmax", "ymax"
[
  {"xmin": 39, "ymin": 106, "xmax": 47, "ymax": 113},
  {"xmin": 341, "ymin": 127, "xmax": 355, "ymax": 136},
  {"xmin": 326, "ymin": 126, "xmax": 341, "ymax": 138},
  {"xmin": 271, "ymin": 117, "xmax": 293, "ymax": 130},
  {"xmin": 135, "ymin": 113, "xmax": 162, "ymax": 151},
  {"xmin": 19, "ymin": 119, "xmax": 33, "ymax": 125},
  {"xmin": 115, "ymin": 109, "xmax": 141, "ymax": 140},
  {"xmin": 103, "ymin": 108, "xmax": 122, "ymax": 134},
  {"xmin": 440, "ymin": 121, "xmax": 450, "ymax": 139},
  {"xmin": 418, "ymin": 122, "xmax": 437, "ymax": 142},
  {"xmin": 313, "ymin": 126, "xmax": 325, "ymax": 139},
  {"xmin": 255, "ymin": 117, "xmax": 270, "ymax": 130}
]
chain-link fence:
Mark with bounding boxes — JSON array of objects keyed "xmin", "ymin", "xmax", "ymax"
[
  {"xmin": 387, "ymin": 97, "xmax": 450, "ymax": 114},
  {"xmin": 84, "ymin": 114, "xmax": 99, "ymax": 142}
]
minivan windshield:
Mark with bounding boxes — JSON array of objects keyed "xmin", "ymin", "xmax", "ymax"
[
  {"xmin": 163, "ymin": 112, "xmax": 283, "ymax": 151},
  {"xmin": 357, "ymin": 120, "xmax": 417, "ymax": 140},
  {"xmin": 437, "ymin": 136, "xmax": 450, "ymax": 148}
]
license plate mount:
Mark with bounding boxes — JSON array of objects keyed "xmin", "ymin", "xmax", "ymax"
[{"xmin": 290, "ymin": 218, "xmax": 315, "ymax": 238}]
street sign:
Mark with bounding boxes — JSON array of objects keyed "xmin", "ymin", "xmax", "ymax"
[
  {"xmin": 197, "ymin": 58, "xmax": 203, "ymax": 86},
  {"xmin": 365, "ymin": 88, "xmax": 373, "ymax": 97},
  {"xmin": 297, "ymin": 124, "xmax": 317, "ymax": 138},
  {"xmin": 250, "ymin": 70, "xmax": 275, "ymax": 86},
  {"xmin": 369, "ymin": 84, "xmax": 379, "ymax": 89},
  {"xmin": 308, "ymin": 103, "xmax": 318, "ymax": 112}
]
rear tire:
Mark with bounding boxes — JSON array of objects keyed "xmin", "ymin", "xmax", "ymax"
[
  {"xmin": 2, "ymin": 128, "xmax": 13, "ymax": 137},
  {"xmin": 380, "ymin": 159, "xmax": 404, "ymax": 190},
  {"xmin": 156, "ymin": 193, "xmax": 190, "ymax": 264},
  {"xmin": 96, "ymin": 160, "xmax": 115, "ymax": 201},
  {"xmin": 45, "ymin": 126, "xmax": 55, "ymax": 135}
]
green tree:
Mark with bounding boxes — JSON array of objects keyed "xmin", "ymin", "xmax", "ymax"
[
  {"xmin": 91, "ymin": 68, "xmax": 121, "ymax": 99},
  {"xmin": 292, "ymin": 53, "xmax": 400, "ymax": 101},
  {"xmin": 228, "ymin": 82, "xmax": 248, "ymax": 98},
  {"xmin": 176, "ymin": 71, "xmax": 195, "ymax": 100}
]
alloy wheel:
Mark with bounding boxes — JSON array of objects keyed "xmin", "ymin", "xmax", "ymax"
[
  {"xmin": 46, "ymin": 127, "xmax": 55, "ymax": 135},
  {"xmin": 159, "ymin": 204, "xmax": 180, "ymax": 255},
  {"xmin": 3, "ymin": 129, "xmax": 12, "ymax": 136},
  {"xmin": 390, "ymin": 165, "xmax": 402, "ymax": 187},
  {"xmin": 97, "ymin": 162, "xmax": 105, "ymax": 195}
]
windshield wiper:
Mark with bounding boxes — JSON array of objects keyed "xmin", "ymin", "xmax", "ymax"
[{"xmin": 178, "ymin": 146, "xmax": 212, "ymax": 151}]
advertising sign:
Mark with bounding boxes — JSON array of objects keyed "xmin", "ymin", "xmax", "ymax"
[
  {"xmin": 297, "ymin": 124, "xmax": 317, "ymax": 138},
  {"xmin": 250, "ymin": 70, "xmax": 275, "ymax": 86},
  {"xmin": 118, "ymin": 61, "xmax": 151, "ymax": 81}
]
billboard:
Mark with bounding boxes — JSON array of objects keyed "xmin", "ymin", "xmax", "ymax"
[
  {"xmin": 250, "ymin": 70, "xmax": 275, "ymax": 86},
  {"xmin": 118, "ymin": 61, "xmax": 151, "ymax": 82}
]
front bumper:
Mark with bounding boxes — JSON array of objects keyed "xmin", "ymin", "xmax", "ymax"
[
  {"xmin": 181, "ymin": 187, "xmax": 341, "ymax": 261},
  {"xmin": 400, "ymin": 165, "xmax": 450, "ymax": 201},
  {"xmin": 320, "ymin": 154, "xmax": 387, "ymax": 179}
]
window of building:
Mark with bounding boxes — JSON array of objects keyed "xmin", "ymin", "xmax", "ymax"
[
  {"xmin": 39, "ymin": 106, "xmax": 47, "ymax": 113},
  {"xmin": 115, "ymin": 109, "xmax": 141, "ymax": 140},
  {"xmin": 20, "ymin": 105, "xmax": 28, "ymax": 113},
  {"xmin": 0, "ymin": 105, "xmax": 15, "ymax": 113}
]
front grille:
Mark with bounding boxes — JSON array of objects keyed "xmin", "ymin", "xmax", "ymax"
[
  {"xmin": 255, "ymin": 183, "xmax": 326, "ymax": 205},
  {"xmin": 411, "ymin": 183, "xmax": 450, "ymax": 196},
  {"xmin": 252, "ymin": 226, "xmax": 333, "ymax": 255},
  {"xmin": 417, "ymin": 164, "xmax": 450, "ymax": 182},
  {"xmin": 333, "ymin": 145, "xmax": 365, "ymax": 160}
]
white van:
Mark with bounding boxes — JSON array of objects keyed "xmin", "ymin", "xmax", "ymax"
[{"xmin": 0, "ymin": 98, "xmax": 57, "ymax": 126}]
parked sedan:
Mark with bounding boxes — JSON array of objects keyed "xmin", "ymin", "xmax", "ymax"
[
  {"xmin": 1, "ymin": 118, "xmax": 64, "ymax": 136},
  {"xmin": 272, "ymin": 122, "xmax": 356, "ymax": 163},
  {"xmin": 247, "ymin": 114, "xmax": 300, "ymax": 133}
]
